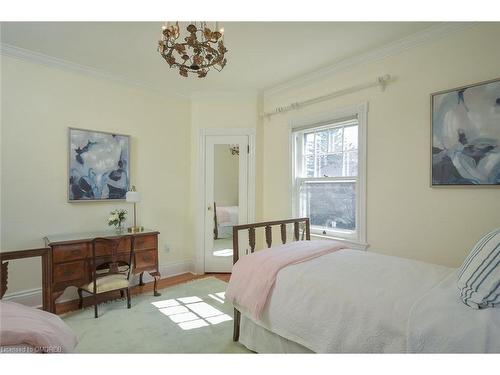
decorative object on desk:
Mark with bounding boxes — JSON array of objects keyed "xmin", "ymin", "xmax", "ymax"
[
  {"xmin": 126, "ymin": 186, "xmax": 144, "ymax": 233},
  {"xmin": 108, "ymin": 209, "xmax": 127, "ymax": 233},
  {"xmin": 431, "ymin": 77, "xmax": 500, "ymax": 186},
  {"xmin": 68, "ymin": 128, "xmax": 130, "ymax": 201}
]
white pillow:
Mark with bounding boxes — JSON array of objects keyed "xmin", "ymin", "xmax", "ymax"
[{"xmin": 457, "ymin": 228, "xmax": 500, "ymax": 309}]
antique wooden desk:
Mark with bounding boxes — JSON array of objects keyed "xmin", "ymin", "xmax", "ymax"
[{"xmin": 44, "ymin": 230, "xmax": 160, "ymax": 313}]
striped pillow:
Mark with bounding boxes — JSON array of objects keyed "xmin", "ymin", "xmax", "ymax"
[{"xmin": 457, "ymin": 228, "xmax": 500, "ymax": 309}]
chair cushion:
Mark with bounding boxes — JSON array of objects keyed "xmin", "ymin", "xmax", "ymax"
[
  {"xmin": 82, "ymin": 274, "xmax": 130, "ymax": 294},
  {"xmin": 457, "ymin": 228, "xmax": 500, "ymax": 309}
]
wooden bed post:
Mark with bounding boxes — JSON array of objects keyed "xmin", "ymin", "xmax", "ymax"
[
  {"xmin": 230, "ymin": 217, "xmax": 310, "ymax": 342},
  {"xmin": 213, "ymin": 202, "xmax": 218, "ymax": 240},
  {"xmin": 232, "ymin": 226, "xmax": 239, "ymax": 264}
]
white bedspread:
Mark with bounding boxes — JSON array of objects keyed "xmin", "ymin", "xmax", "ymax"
[
  {"xmin": 408, "ymin": 271, "xmax": 500, "ymax": 353},
  {"xmin": 234, "ymin": 249, "xmax": 454, "ymax": 353}
]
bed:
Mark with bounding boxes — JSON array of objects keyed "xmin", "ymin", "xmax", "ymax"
[
  {"xmin": 226, "ymin": 218, "xmax": 500, "ymax": 353},
  {"xmin": 0, "ymin": 252, "xmax": 78, "ymax": 353},
  {"xmin": 213, "ymin": 202, "xmax": 238, "ymax": 239}
]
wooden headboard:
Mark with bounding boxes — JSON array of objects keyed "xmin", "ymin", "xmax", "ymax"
[
  {"xmin": 232, "ymin": 217, "xmax": 311, "ymax": 264},
  {"xmin": 231, "ymin": 217, "xmax": 310, "ymax": 342}
]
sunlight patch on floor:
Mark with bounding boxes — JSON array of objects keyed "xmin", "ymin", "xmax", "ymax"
[
  {"xmin": 208, "ymin": 294, "xmax": 224, "ymax": 303},
  {"xmin": 151, "ymin": 292, "xmax": 231, "ymax": 330},
  {"xmin": 213, "ymin": 249, "xmax": 233, "ymax": 257}
]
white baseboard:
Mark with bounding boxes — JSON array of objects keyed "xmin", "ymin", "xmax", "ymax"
[
  {"xmin": 2, "ymin": 287, "xmax": 43, "ymax": 308},
  {"xmin": 132, "ymin": 259, "xmax": 195, "ymax": 284},
  {"xmin": 2, "ymin": 259, "xmax": 195, "ymax": 309}
]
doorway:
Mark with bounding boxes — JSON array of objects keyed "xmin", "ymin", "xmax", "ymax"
[{"xmin": 199, "ymin": 129, "xmax": 255, "ymax": 273}]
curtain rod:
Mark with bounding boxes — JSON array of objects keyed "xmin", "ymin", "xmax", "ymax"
[{"xmin": 261, "ymin": 74, "xmax": 394, "ymax": 119}]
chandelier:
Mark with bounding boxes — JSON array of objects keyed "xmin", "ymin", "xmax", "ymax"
[
  {"xmin": 157, "ymin": 22, "xmax": 228, "ymax": 78},
  {"xmin": 229, "ymin": 145, "xmax": 239, "ymax": 155}
]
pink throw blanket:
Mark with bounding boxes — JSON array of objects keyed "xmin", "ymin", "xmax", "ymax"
[
  {"xmin": 226, "ymin": 240, "xmax": 347, "ymax": 319},
  {"xmin": 0, "ymin": 301, "xmax": 78, "ymax": 353}
]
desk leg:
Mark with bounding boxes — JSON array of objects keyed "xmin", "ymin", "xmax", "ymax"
[
  {"xmin": 41, "ymin": 253, "xmax": 51, "ymax": 312},
  {"xmin": 149, "ymin": 271, "xmax": 161, "ymax": 297},
  {"xmin": 138, "ymin": 272, "xmax": 145, "ymax": 286}
]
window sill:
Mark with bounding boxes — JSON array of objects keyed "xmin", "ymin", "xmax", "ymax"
[{"xmin": 310, "ymin": 233, "xmax": 369, "ymax": 250}]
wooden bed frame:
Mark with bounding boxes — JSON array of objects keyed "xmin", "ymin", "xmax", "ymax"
[
  {"xmin": 0, "ymin": 248, "xmax": 51, "ymax": 311},
  {"xmin": 231, "ymin": 217, "xmax": 311, "ymax": 342}
]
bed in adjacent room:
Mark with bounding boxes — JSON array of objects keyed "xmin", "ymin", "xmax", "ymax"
[
  {"xmin": 214, "ymin": 202, "xmax": 239, "ymax": 239},
  {"xmin": 226, "ymin": 218, "xmax": 500, "ymax": 353}
]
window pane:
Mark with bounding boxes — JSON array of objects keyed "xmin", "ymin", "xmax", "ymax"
[
  {"xmin": 328, "ymin": 127, "xmax": 343, "ymax": 153},
  {"xmin": 314, "ymin": 131, "xmax": 328, "ymax": 154},
  {"xmin": 300, "ymin": 124, "xmax": 358, "ymax": 178},
  {"xmin": 343, "ymin": 125, "xmax": 358, "ymax": 151},
  {"xmin": 318, "ymin": 153, "xmax": 343, "ymax": 177},
  {"xmin": 305, "ymin": 155, "xmax": 315, "ymax": 177},
  {"xmin": 344, "ymin": 150, "xmax": 358, "ymax": 177},
  {"xmin": 304, "ymin": 133, "xmax": 315, "ymax": 155},
  {"xmin": 299, "ymin": 181, "xmax": 356, "ymax": 232}
]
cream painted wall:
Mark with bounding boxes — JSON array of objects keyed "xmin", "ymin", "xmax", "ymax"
[
  {"xmin": 1, "ymin": 56, "xmax": 192, "ymax": 298},
  {"xmin": 3, "ymin": 22, "xmax": 498, "ymax": 304},
  {"xmin": 214, "ymin": 145, "xmax": 239, "ymax": 207},
  {"xmin": 262, "ymin": 23, "xmax": 500, "ymax": 267}
]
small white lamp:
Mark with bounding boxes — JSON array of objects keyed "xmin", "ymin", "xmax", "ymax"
[{"xmin": 126, "ymin": 185, "xmax": 143, "ymax": 233}]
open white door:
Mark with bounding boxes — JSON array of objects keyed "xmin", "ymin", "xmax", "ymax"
[{"xmin": 204, "ymin": 135, "xmax": 249, "ymax": 273}]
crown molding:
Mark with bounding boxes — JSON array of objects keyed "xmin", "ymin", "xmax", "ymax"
[
  {"xmin": 262, "ymin": 22, "xmax": 477, "ymax": 98},
  {"xmin": 0, "ymin": 42, "xmax": 189, "ymax": 99},
  {"xmin": 1, "ymin": 22, "xmax": 478, "ymax": 101}
]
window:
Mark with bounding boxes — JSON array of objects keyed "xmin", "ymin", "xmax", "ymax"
[{"xmin": 291, "ymin": 105, "xmax": 366, "ymax": 245}]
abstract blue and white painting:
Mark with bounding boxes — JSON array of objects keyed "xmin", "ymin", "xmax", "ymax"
[
  {"xmin": 432, "ymin": 78, "xmax": 500, "ymax": 186},
  {"xmin": 68, "ymin": 128, "xmax": 130, "ymax": 201}
]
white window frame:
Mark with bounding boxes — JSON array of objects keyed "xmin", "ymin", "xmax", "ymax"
[{"xmin": 290, "ymin": 103, "xmax": 368, "ymax": 250}]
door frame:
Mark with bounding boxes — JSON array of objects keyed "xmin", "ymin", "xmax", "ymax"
[{"xmin": 195, "ymin": 128, "xmax": 256, "ymax": 274}]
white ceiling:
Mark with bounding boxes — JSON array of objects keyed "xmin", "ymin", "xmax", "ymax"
[{"xmin": 1, "ymin": 22, "xmax": 438, "ymax": 96}]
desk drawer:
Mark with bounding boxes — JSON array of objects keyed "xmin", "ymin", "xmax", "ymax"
[
  {"xmin": 134, "ymin": 235, "xmax": 157, "ymax": 250},
  {"xmin": 52, "ymin": 243, "xmax": 89, "ymax": 263},
  {"xmin": 135, "ymin": 250, "xmax": 157, "ymax": 271},
  {"xmin": 54, "ymin": 260, "xmax": 85, "ymax": 283},
  {"xmin": 94, "ymin": 237, "xmax": 131, "ymax": 256}
]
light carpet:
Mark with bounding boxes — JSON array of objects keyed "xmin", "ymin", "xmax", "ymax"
[{"xmin": 62, "ymin": 277, "xmax": 251, "ymax": 353}]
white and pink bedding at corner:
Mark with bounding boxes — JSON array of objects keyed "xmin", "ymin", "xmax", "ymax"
[
  {"xmin": 0, "ymin": 301, "xmax": 78, "ymax": 353},
  {"xmin": 228, "ymin": 244, "xmax": 500, "ymax": 353},
  {"xmin": 225, "ymin": 240, "xmax": 347, "ymax": 319}
]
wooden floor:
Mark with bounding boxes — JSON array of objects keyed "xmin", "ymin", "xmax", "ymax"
[{"xmin": 56, "ymin": 273, "xmax": 231, "ymax": 315}]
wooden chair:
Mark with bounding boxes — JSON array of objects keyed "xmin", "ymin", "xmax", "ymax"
[{"xmin": 77, "ymin": 237, "xmax": 134, "ymax": 318}]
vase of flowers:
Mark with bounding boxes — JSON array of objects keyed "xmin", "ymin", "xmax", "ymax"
[{"xmin": 108, "ymin": 209, "xmax": 127, "ymax": 233}]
